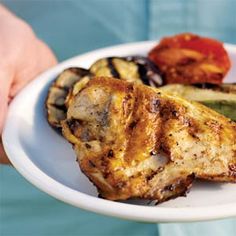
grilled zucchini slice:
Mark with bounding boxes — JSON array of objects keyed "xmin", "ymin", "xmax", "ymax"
[
  {"xmin": 160, "ymin": 84, "xmax": 236, "ymax": 121},
  {"xmin": 194, "ymin": 83, "xmax": 236, "ymax": 94}
]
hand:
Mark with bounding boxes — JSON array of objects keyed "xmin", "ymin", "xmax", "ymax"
[{"xmin": 0, "ymin": 5, "xmax": 57, "ymax": 164}]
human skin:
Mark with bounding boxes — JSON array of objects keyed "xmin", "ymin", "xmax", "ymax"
[{"xmin": 0, "ymin": 5, "xmax": 57, "ymax": 164}]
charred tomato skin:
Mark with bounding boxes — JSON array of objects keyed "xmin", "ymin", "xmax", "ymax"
[{"xmin": 148, "ymin": 33, "xmax": 231, "ymax": 85}]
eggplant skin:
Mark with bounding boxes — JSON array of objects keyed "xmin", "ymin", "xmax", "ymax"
[
  {"xmin": 45, "ymin": 67, "xmax": 90, "ymax": 130},
  {"xmin": 125, "ymin": 56, "xmax": 163, "ymax": 86},
  {"xmin": 61, "ymin": 77, "xmax": 236, "ymax": 202},
  {"xmin": 89, "ymin": 56, "xmax": 163, "ymax": 87}
]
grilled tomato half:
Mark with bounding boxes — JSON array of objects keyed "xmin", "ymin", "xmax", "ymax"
[{"xmin": 148, "ymin": 33, "xmax": 231, "ymax": 84}]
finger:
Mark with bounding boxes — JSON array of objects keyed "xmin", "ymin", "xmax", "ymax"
[
  {"xmin": 8, "ymin": 95, "xmax": 13, "ymax": 104},
  {"xmin": 0, "ymin": 97, "xmax": 8, "ymax": 134},
  {"xmin": 0, "ymin": 137, "xmax": 11, "ymax": 165},
  {"xmin": 36, "ymin": 39, "xmax": 58, "ymax": 69},
  {"xmin": 9, "ymin": 77, "xmax": 31, "ymax": 98},
  {"xmin": 9, "ymin": 40, "xmax": 57, "ymax": 97},
  {"xmin": 0, "ymin": 70, "xmax": 12, "ymax": 134}
]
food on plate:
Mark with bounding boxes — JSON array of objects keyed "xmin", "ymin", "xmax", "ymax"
[
  {"xmin": 148, "ymin": 33, "xmax": 231, "ymax": 84},
  {"xmin": 46, "ymin": 67, "xmax": 90, "ymax": 130},
  {"xmin": 202, "ymin": 101, "xmax": 236, "ymax": 122},
  {"xmin": 159, "ymin": 84, "xmax": 236, "ymax": 121},
  {"xmin": 90, "ymin": 56, "xmax": 163, "ymax": 86},
  {"xmin": 195, "ymin": 83, "xmax": 236, "ymax": 94},
  {"xmin": 46, "ymin": 57, "xmax": 162, "ymax": 131},
  {"xmin": 64, "ymin": 76, "xmax": 91, "ymax": 109},
  {"xmin": 45, "ymin": 33, "xmax": 235, "ymax": 203},
  {"xmin": 62, "ymin": 77, "xmax": 236, "ymax": 202}
]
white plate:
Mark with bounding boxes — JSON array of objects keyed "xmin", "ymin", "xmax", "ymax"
[{"xmin": 3, "ymin": 41, "xmax": 236, "ymax": 223}]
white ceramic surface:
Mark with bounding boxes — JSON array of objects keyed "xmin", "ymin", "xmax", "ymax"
[{"xmin": 2, "ymin": 41, "xmax": 236, "ymax": 223}]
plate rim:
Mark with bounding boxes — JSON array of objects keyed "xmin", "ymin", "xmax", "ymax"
[{"xmin": 3, "ymin": 41, "xmax": 236, "ymax": 223}]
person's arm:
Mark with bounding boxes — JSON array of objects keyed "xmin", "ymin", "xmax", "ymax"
[{"xmin": 0, "ymin": 5, "xmax": 57, "ymax": 164}]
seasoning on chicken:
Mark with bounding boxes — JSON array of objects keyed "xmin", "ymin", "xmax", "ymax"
[{"xmin": 62, "ymin": 77, "xmax": 236, "ymax": 202}]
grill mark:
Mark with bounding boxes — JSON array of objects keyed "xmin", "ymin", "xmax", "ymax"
[
  {"xmin": 194, "ymin": 83, "xmax": 216, "ymax": 89},
  {"xmin": 99, "ymin": 95, "xmax": 113, "ymax": 127},
  {"xmin": 56, "ymin": 85, "xmax": 70, "ymax": 92},
  {"xmin": 70, "ymin": 68, "xmax": 90, "ymax": 77},
  {"xmin": 107, "ymin": 149, "xmax": 114, "ymax": 158},
  {"xmin": 137, "ymin": 64, "xmax": 149, "ymax": 85},
  {"xmin": 129, "ymin": 120, "xmax": 139, "ymax": 129},
  {"xmin": 67, "ymin": 119, "xmax": 81, "ymax": 136},
  {"xmin": 50, "ymin": 103, "xmax": 67, "ymax": 112},
  {"xmin": 126, "ymin": 56, "xmax": 163, "ymax": 86},
  {"xmin": 56, "ymin": 68, "xmax": 90, "ymax": 90},
  {"xmin": 123, "ymin": 87, "xmax": 137, "ymax": 163},
  {"xmin": 107, "ymin": 58, "xmax": 120, "ymax": 78},
  {"xmin": 89, "ymin": 160, "xmax": 96, "ymax": 167}
]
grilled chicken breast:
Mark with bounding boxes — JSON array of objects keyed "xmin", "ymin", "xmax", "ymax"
[{"xmin": 62, "ymin": 77, "xmax": 236, "ymax": 202}]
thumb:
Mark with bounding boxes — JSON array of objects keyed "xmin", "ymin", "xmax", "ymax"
[
  {"xmin": 0, "ymin": 138, "xmax": 11, "ymax": 164},
  {"xmin": 0, "ymin": 71, "xmax": 12, "ymax": 134},
  {"xmin": 9, "ymin": 39, "xmax": 57, "ymax": 98}
]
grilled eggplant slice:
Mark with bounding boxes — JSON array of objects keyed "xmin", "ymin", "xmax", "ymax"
[
  {"xmin": 62, "ymin": 77, "xmax": 236, "ymax": 202},
  {"xmin": 90, "ymin": 56, "xmax": 163, "ymax": 86},
  {"xmin": 159, "ymin": 84, "xmax": 236, "ymax": 121},
  {"xmin": 46, "ymin": 67, "xmax": 90, "ymax": 130},
  {"xmin": 47, "ymin": 57, "xmax": 162, "ymax": 131},
  {"xmin": 65, "ymin": 57, "xmax": 162, "ymax": 110}
]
